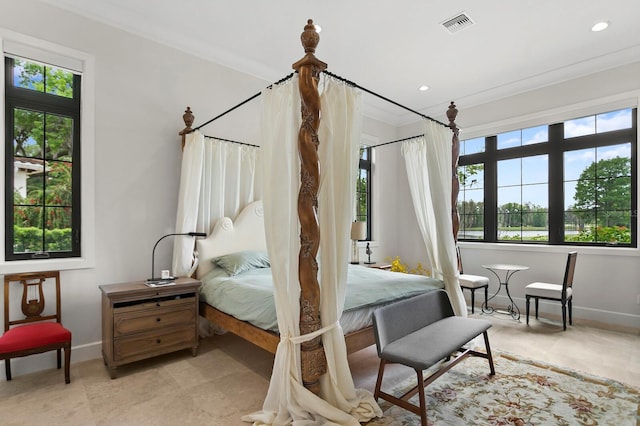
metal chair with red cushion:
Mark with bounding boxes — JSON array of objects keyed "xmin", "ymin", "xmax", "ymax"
[{"xmin": 1, "ymin": 271, "xmax": 72, "ymax": 383}]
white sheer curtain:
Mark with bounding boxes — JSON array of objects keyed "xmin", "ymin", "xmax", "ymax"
[
  {"xmin": 401, "ymin": 120, "xmax": 467, "ymax": 317},
  {"xmin": 317, "ymin": 79, "xmax": 381, "ymax": 422},
  {"xmin": 244, "ymin": 76, "xmax": 380, "ymax": 425},
  {"xmin": 173, "ymin": 131, "xmax": 205, "ymax": 277},
  {"xmin": 172, "ymin": 131, "xmax": 261, "ymax": 277}
]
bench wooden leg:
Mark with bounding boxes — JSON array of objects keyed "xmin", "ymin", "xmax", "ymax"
[
  {"xmin": 373, "ymin": 359, "xmax": 386, "ymax": 400},
  {"xmin": 483, "ymin": 331, "xmax": 495, "ymax": 375},
  {"xmin": 416, "ymin": 369, "xmax": 427, "ymax": 426},
  {"xmin": 375, "ymin": 341, "xmax": 495, "ymax": 425}
]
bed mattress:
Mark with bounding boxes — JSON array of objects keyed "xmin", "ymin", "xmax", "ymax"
[{"xmin": 199, "ymin": 264, "xmax": 444, "ymax": 334}]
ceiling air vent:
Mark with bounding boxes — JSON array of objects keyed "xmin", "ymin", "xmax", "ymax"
[{"xmin": 441, "ymin": 12, "xmax": 475, "ymax": 33}]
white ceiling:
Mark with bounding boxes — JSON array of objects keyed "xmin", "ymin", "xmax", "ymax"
[{"xmin": 42, "ymin": 0, "xmax": 640, "ymax": 126}]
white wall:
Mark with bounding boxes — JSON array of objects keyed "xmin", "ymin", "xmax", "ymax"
[
  {"xmin": 360, "ymin": 116, "xmax": 398, "ymax": 263},
  {"xmin": 0, "ymin": 0, "xmax": 268, "ymax": 376},
  {"xmin": 386, "ymin": 63, "xmax": 640, "ymax": 330},
  {"xmin": 0, "ymin": 0, "xmax": 403, "ymax": 377}
]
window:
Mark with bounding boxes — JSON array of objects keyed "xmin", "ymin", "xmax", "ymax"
[
  {"xmin": 4, "ymin": 56, "xmax": 81, "ymax": 260},
  {"xmin": 458, "ymin": 107, "xmax": 636, "ymax": 247},
  {"xmin": 355, "ymin": 146, "xmax": 372, "ymax": 240},
  {"xmin": 458, "ymin": 163, "xmax": 485, "ymax": 240},
  {"xmin": 459, "ymin": 137, "xmax": 485, "ymax": 240}
]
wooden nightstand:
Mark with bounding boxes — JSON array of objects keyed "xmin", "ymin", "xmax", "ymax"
[{"xmin": 99, "ymin": 277, "xmax": 200, "ymax": 379}]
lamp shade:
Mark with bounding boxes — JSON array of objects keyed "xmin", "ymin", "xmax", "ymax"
[{"xmin": 350, "ymin": 221, "xmax": 367, "ymax": 240}]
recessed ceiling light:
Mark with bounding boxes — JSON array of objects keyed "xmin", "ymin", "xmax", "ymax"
[
  {"xmin": 419, "ymin": 85, "xmax": 430, "ymax": 92},
  {"xmin": 591, "ymin": 21, "xmax": 609, "ymax": 32}
]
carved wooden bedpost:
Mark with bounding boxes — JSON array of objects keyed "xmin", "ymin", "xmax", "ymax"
[
  {"xmin": 447, "ymin": 101, "xmax": 462, "ymax": 272},
  {"xmin": 292, "ymin": 19, "xmax": 328, "ymax": 396},
  {"xmin": 179, "ymin": 106, "xmax": 195, "ymax": 151}
]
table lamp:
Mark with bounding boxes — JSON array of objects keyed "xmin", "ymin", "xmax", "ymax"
[
  {"xmin": 148, "ymin": 232, "xmax": 206, "ymax": 283},
  {"xmin": 364, "ymin": 242, "xmax": 375, "ymax": 265},
  {"xmin": 350, "ymin": 221, "xmax": 367, "ymax": 264}
]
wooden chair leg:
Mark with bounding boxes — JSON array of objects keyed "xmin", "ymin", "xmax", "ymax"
[
  {"xmin": 568, "ymin": 299, "xmax": 573, "ymax": 326},
  {"xmin": 562, "ymin": 303, "xmax": 567, "ymax": 331},
  {"xmin": 4, "ymin": 359, "xmax": 11, "ymax": 381},
  {"xmin": 483, "ymin": 286, "xmax": 488, "ymax": 311},
  {"xmin": 525, "ymin": 296, "xmax": 530, "ymax": 325},
  {"xmin": 470, "ymin": 289, "xmax": 475, "ymax": 314},
  {"xmin": 64, "ymin": 346, "xmax": 71, "ymax": 384},
  {"xmin": 534, "ymin": 298, "xmax": 539, "ymax": 319},
  {"xmin": 57, "ymin": 348, "xmax": 62, "ymax": 369}
]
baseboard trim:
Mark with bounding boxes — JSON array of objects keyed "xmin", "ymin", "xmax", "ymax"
[
  {"xmin": 465, "ymin": 294, "xmax": 639, "ymax": 333},
  {"xmin": 0, "ymin": 341, "xmax": 102, "ymax": 378}
]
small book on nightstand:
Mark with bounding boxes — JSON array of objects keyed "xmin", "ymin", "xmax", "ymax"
[
  {"xmin": 369, "ymin": 264, "xmax": 392, "ymax": 270},
  {"xmin": 144, "ymin": 280, "xmax": 176, "ymax": 287}
]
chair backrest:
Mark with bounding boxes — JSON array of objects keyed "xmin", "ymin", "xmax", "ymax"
[
  {"xmin": 456, "ymin": 245, "xmax": 464, "ymax": 273},
  {"xmin": 372, "ymin": 289, "xmax": 454, "ymax": 356},
  {"xmin": 562, "ymin": 251, "xmax": 578, "ymax": 295},
  {"xmin": 4, "ymin": 271, "xmax": 62, "ymax": 332}
]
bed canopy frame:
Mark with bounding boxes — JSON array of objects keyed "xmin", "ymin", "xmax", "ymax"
[{"xmin": 178, "ymin": 19, "xmax": 461, "ymax": 395}]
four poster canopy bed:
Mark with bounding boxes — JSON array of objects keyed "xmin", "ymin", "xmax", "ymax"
[
  {"xmin": 194, "ymin": 200, "xmax": 445, "ymax": 355},
  {"xmin": 173, "ymin": 19, "xmax": 464, "ymax": 425}
]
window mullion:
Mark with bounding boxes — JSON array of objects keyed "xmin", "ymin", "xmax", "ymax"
[
  {"xmin": 41, "ymin": 112, "xmax": 47, "ymax": 252},
  {"xmin": 631, "ymin": 109, "xmax": 637, "ymax": 248},
  {"xmin": 548, "ymin": 122, "xmax": 564, "ymax": 244},
  {"xmin": 484, "ymin": 136, "xmax": 498, "ymax": 242}
]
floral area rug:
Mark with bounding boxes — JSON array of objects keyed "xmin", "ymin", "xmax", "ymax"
[{"xmin": 366, "ymin": 352, "xmax": 639, "ymax": 426}]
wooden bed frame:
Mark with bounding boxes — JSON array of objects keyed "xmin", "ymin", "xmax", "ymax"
[
  {"xmin": 179, "ymin": 19, "xmax": 460, "ymax": 395},
  {"xmin": 192, "ymin": 199, "xmax": 380, "ymax": 356},
  {"xmin": 200, "ymin": 304, "xmax": 376, "ymax": 355}
]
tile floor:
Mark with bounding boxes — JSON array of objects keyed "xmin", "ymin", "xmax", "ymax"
[{"xmin": 0, "ymin": 313, "xmax": 637, "ymax": 425}]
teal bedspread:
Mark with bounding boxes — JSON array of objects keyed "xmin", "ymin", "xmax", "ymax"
[{"xmin": 199, "ymin": 264, "xmax": 444, "ymax": 332}]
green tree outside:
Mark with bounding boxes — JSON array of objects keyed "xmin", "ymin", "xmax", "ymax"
[
  {"xmin": 458, "ymin": 156, "xmax": 631, "ymax": 244},
  {"xmin": 11, "ymin": 59, "xmax": 75, "ymax": 253},
  {"xmin": 572, "ymin": 156, "xmax": 630, "ymax": 227}
]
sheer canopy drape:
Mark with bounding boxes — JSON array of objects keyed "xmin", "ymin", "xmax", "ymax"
[
  {"xmin": 401, "ymin": 121, "xmax": 467, "ymax": 317},
  {"xmin": 172, "ymin": 131, "xmax": 261, "ymax": 276},
  {"xmin": 244, "ymin": 76, "xmax": 380, "ymax": 425}
]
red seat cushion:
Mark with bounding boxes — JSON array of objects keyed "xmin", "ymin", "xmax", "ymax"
[{"xmin": 0, "ymin": 323, "xmax": 71, "ymax": 353}]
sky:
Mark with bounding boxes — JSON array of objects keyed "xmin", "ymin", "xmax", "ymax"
[{"xmin": 461, "ymin": 108, "xmax": 632, "ymax": 208}]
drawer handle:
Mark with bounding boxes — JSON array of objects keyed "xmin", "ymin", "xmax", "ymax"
[
  {"xmin": 156, "ymin": 303, "xmax": 161, "ymax": 307},
  {"xmin": 156, "ymin": 318, "xmax": 161, "ymax": 322},
  {"xmin": 156, "ymin": 339, "xmax": 161, "ymax": 344}
]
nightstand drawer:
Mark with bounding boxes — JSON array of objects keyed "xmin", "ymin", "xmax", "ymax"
[
  {"xmin": 113, "ymin": 294, "xmax": 195, "ymax": 314},
  {"xmin": 113, "ymin": 304, "xmax": 195, "ymax": 337},
  {"xmin": 113, "ymin": 326, "xmax": 195, "ymax": 362}
]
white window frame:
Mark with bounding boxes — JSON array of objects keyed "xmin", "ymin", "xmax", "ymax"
[{"xmin": 1, "ymin": 28, "xmax": 95, "ymax": 273}]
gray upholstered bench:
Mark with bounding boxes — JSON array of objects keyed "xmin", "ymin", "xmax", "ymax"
[{"xmin": 372, "ymin": 289, "xmax": 495, "ymax": 426}]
